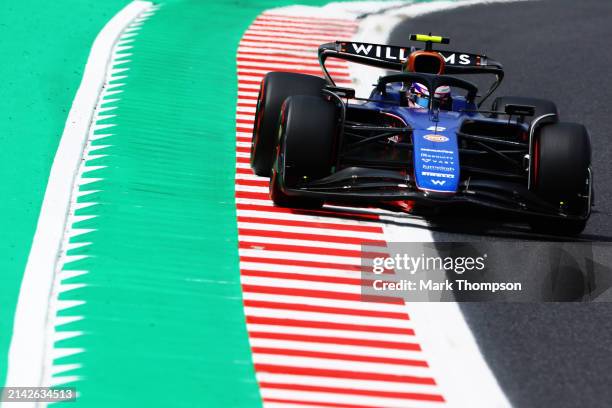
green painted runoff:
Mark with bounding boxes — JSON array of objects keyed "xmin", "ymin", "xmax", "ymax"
[{"xmin": 0, "ymin": 0, "xmax": 131, "ymax": 388}]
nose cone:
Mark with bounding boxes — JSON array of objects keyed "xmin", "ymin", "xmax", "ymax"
[{"xmin": 412, "ymin": 128, "xmax": 459, "ymax": 193}]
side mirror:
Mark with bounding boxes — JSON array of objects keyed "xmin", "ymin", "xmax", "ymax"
[{"xmin": 504, "ymin": 103, "xmax": 536, "ymax": 117}]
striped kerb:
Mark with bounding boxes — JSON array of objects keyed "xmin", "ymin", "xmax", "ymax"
[{"xmin": 235, "ymin": 12, "xmax": 446, "ymax": 408}]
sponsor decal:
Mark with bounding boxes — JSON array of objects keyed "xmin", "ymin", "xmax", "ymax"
[
  {"xmin": 349, "ymin": 42, "xmax": 410, "ymax": 61},
  {"xmin": 423, "ymin": 134, "xmax": 449, "ymax": 143},
  {"xmin": 421, "ymin": 153, "xmax": 454, "ymax": 163},
  {"xmin": 422, "ymin": 148, "xmax": 453, "ymax": 154},
  {"xmin": 431, "ymin": 180, "xmax": 446, "ymax": 186},
  {"xmin": 423, "ymin": 165, "xmax": 454, "ymax": 172},
  {"xmin": 427, "ymin": 126, "xmax": 446, "ymax": 131},
  {"xmin": 424, "ymin": 156, "xmax": 449, "ymax": 161},
  {"xmin": 426, "ymin": 158, "xmax": 454, "ymax": 163},
  {"xmin": 441, "ymin": 53, "xmax": 472, "ymax": 65},
  {"xmin": 423, "ymin": 155, "xmax": 450, "ymax": 160},
  {"xmin": 343, "ymin": 42, "xmax": 479, "ymax": 66},
  {"xmin": 422, "ymin": 171, "xmax": 455, "ymax": 179}
]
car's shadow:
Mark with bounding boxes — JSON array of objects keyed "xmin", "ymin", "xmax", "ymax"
[{"xmin": 296, "ymin": 203, "xmax": 612, "ymax": 242}]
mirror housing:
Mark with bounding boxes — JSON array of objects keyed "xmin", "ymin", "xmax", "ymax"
[{"xmin": 504, "ymin": 103, "xmax": 536, "ymax": 117}]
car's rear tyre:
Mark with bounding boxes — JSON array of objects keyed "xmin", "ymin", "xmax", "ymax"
[
  {"xmin": 271, "ymin": 95, "xmax": 338, "ymax": 209},
  {"xmin": 491, "ymin": 96, "xmax": 558, "ymax": 125},
  {"xmin": 251, "ymin": 72, "xmax": 327, "ymax": 177},
  {"xmin": 529, "ymin": 122, "xmax": 591, "ymax": 235}
]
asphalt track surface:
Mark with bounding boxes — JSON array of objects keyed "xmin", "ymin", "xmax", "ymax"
[
  {"xmin": 390, "ymin": 1, "xmax": 612, "ymax": 407},
  {"xmin": 391, "ymin": 0, "xmax": 611, "ymax": 243}
]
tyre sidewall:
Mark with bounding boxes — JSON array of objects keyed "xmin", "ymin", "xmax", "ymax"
[
  {"xmin": 251, "ymin": 72, "xmax": 326, "ymax": 176},
  {"xmin": 279, "ymin": 95, "xmax": 338, "ymax": 187},
  {"xmin": 532, "ymin": 122, "xmax": 591, "ymax": 202}
]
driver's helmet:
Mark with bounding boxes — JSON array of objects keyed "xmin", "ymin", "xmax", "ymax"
[{"xmin": 409, "ymin": 82, "xmax": 451, "ymax": 109}]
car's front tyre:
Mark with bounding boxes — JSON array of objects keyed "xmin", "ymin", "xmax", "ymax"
[
  {"xmin": 250, "ymin": 72, "xmax": 326, "ymax": 177},
  {"xmin": 270, "ymin": 95, "xmax": 338, "ymax": 209},
  {"xmin": 529, "ymin": 122, "xmax": 591, "ymax": 235}
]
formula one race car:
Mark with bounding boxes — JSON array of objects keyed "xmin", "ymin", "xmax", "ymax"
[{"xmin": 250, "ymin": 34, "xmax": 593, "ymax": 235}]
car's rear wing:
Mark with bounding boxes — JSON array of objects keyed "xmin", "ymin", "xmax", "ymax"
[{"xmin": 318, "ymin": 41, "xmax": 504, "ymax": 106}]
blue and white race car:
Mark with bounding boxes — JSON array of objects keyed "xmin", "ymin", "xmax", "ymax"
[{"xmin": 250, "ymin": 35, "xmax": 593, "ymax": 235}]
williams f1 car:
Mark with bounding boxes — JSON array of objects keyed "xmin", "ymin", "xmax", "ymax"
[{"xmin": 250, "ymin": 34, "xmax": 593, "ymax": 235}]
